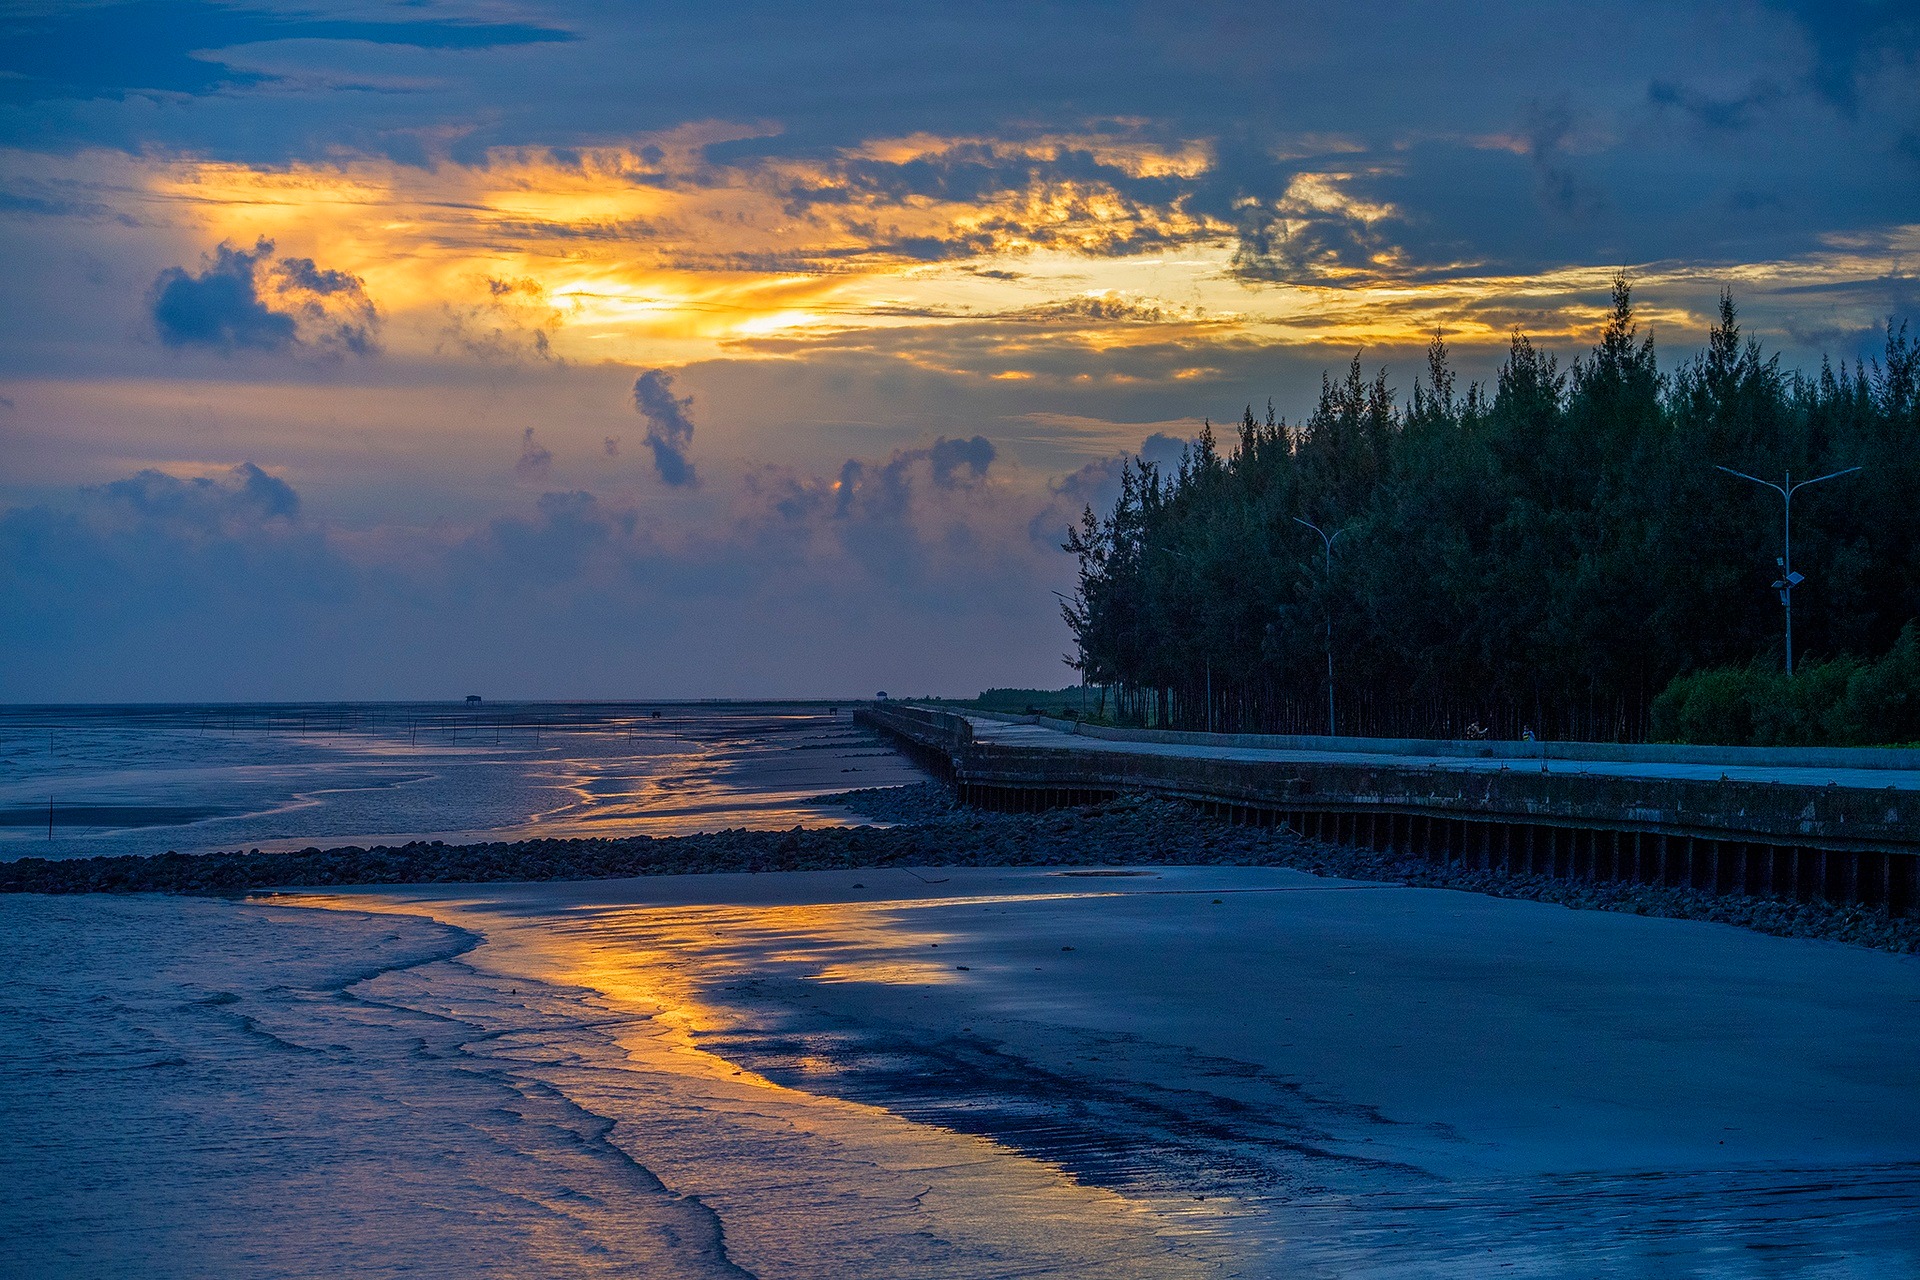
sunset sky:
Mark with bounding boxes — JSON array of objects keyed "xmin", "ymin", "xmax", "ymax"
[{"xmin": 3, "ymin": 1, "xmax": 1916, "ymax": 700}]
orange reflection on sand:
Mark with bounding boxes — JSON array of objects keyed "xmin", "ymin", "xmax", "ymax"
[
  {"xmin": 549, "ymin": 900, "xmax": 969, "ymax": 995},
  {"xmin": 273, "ymin": 883, "xmax": 1219, "ymax": 1277}
]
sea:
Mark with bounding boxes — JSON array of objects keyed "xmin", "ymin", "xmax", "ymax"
[
  {"xmin": 3, "ymin": 704, "xmax": 1917, "ymax": 1279},
  {"xmin": 0, "ymin": 701, "xmax": 917, "ymax": 861}
]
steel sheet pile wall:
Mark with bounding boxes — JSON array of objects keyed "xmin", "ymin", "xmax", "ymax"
[{"xmin": 858, "ymin": 706, "xmax": 1918, "ymax": 915}]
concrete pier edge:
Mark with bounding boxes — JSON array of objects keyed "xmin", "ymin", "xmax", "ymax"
[{"xmin": 859, "ymin": 703, "xmax": 1920, "ymax": 917}]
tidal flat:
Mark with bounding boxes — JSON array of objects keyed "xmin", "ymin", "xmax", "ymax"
[
  {"xmin": 10, "ymin": 860, "xmax": 1917, "ymax": 1278},
  {"xmin": 5, "ymin": 714, "xmax": 1919, "ymax": 1277}
]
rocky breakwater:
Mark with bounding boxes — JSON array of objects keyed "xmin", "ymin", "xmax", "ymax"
[{"xmin": 3, "ymin": 783, "xmax": 1915, "ymax": 953}]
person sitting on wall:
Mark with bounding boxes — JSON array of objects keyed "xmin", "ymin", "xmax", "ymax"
[{"xmin": 1522, "ymin": 726, "xmax": 1536, "ymax": 742}]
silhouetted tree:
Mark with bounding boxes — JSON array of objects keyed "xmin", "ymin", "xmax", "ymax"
[{"xmin": 1063, "ymin": 284, "xmax": 1919, "ymax": 741}]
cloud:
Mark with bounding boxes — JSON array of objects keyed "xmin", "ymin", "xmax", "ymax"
[
  {"xmin": 739, "ymin": 435, "xmax": 998, "ymax": 529},
  {"xmin": 438, "ymin": 276, "xmax": 562, "ymax": 364},
  {"xmin": 514, "ymin": 427, "xmax": 553, "ymax": 479},
  {"xmin": 1521, "ymin": 100, "xmax": 1606, "ymax": 220},
  {"xmin": 149, "ymin": 238, "xmax": 378, "ymax": 355},
  {"xmin": 149, "ymin": 240, "xmax": 296, "ymax": 351},
  {"xmin": 1013, "ymin": 292, "xmax": 1213, "ymax": 325},
  {"xmin": 603, "ymin": 436, "xmax": 620, "ymax": 457},
  {"xmin": 92, "ymin": 462, "xmax": 300, "ymax": 531},
  {"xmin": 1648, "ymin": 79, "xmax": 1788, "ymax": 133},
  {"xmin": 0, "ymin": 1, "xmax": 572, "ymax": 104},
  {"xmin": 1763, "ymin": 0, "xmax": 1920, "ymax": 115},
  {"xmin": 727, "ymin": 432, "xmax": 1051, "ymax": 618},
  {"xmin": 1230, "ymin": 172, "xmax": 1403, "ymax": 285},
  {"xmin": 0, "ymin": 455, "xmax": 1080, "ymax": 699},
  {"xmin": 1028, "ymin": 432, "xmax": 1193, "ymax": 547},
  {"xmin": 465, "ymin": 490, "xmax": 633, "ymax": 584},
  {"xmin": 0, "ymin": 460, "xmax": 351, "ymax": 697},
  {"xmin": 632, "ymin": 369, "xmax": 698, "ymax": 487},
  {"xmin": 927, "ymin": 435, "xmax": 996, "ymax": 486},
  {"xmin": 829, "ymin": 435, "xmax": 997, "ymax": 519}
]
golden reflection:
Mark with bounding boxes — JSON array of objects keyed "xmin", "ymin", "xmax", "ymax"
[{"xmin": 275, "ymin": 884, "xmax": 1222, "ymax": 1276}]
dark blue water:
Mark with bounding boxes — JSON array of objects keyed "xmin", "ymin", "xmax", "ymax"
[{"xmin": 0, "ymin": 702, "xmax": 923, "ymax": 860}]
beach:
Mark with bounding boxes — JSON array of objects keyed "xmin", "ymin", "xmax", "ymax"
[
  {"xmin": 6, "ymin": 710, "xmax": 1920, "ymax": 1276},
  {"xmin": 10, "ymin": 862, "xmax": 1914, "ymax": 1277},
  {"xmin": 280, "ymin": 866, "xmax": 1920, "ymax": 1277}
]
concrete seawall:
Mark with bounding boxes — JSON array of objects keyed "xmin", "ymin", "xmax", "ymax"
[{"xmin": 858, "ymin": 705, "xmax": 1920, "ymax": 916}]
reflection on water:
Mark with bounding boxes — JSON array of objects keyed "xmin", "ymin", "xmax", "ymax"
[
  {"xmin": 11, "ymin": 862, "xmax": 1918, "ymax": 1278},
  {"xmin": 0, "ymin": 703, "xmax": 922, "ymax": 860},
  {"xmin": 277, "ymin": 889, "xmax": 1220, "ymax": 1279},
  {"xmin": 300, "ymin": 876, "xmax": 1920, "ymax": 1280}
]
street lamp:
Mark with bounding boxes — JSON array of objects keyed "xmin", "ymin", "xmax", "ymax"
[
  {"xmin": 1294, "ymin": 517, "xmax": 1346, "ymax": 736},
  {"xmin": 1715, "ymin": 465, "xmax": 1861, "ymax": 676}
]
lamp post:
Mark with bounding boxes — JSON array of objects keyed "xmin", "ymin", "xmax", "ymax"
[
  {"xmin": 1715, "ymin": 465, "xmax": 1861, "ymax": 676},
  {"xmin": 1294, "ymin": 517, "xmax": 1345, "ymax": 735}
]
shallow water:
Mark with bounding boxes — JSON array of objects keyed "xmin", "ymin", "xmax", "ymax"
[
  {"xmin": 0, "ymin": 893, "xmax": 1209, "ymax": 1279},
  {"xmin": 6, "ymin": 710, "xmax": 1919, "ymax": 1278},
  {"xmin": 310, "ymin": 868, "xmax": 1920, "ymax": 1280},
  {"xmin": 0, "ymin": 703, "xmax": 917, "ymax": 860}
]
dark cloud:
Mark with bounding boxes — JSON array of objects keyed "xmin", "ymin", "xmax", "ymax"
[
  {"xmin": 1138, "ymin": 432, "xmax": 1193, "ymax": 470},
  {"xmin": 150, "ymin": 240, "xmax": 296, "ymax": 351},
  {"xmin": 149, "ymin": 238, "xmax": 378, "ymax": 355},
  {"xmin": 632, "ymin": 369, "xmax": 698, "ymax": 487},
  {"xmin": 727, "ymin": 432, "xmax": 1050, "ymax": 623},
  {"xmin": 1649, "ymin": 79, "xmax": 1788, "ymax": 133},
  {"xmin": 928, "ymin": 435, "xmax": 996, "ymax": 486},
  {"xmin": 0, "ymin": 183, "xmax": 139, "ymax": 225},
  {"xmin": 1523, "ymin": 99, "xmax": 1606, "ymax": 220},
  {"xmin": 744, "ymin": 435, "xmax": 999, "ymax": 531},
  {"xmin": 0, "ymin": 457, "xmax": 1076, "ymax": 699},
  {"xmin": 0, "ymin": 462, "xmax": 349, "ymax": 698},
  {"xmin": 831, "ymin": 436, "xmax": 997, "ymax": 520},
  {"xmin": 1013, "ymin": 295, "xmax": 1205, "ymax": 325},
  {"xmin": 3, "ymin": 3, "xmax": 1914, "ymax": 298},
  {"xmin": 0, "ymin": 0, "xmax": 572, "ymax": 104},
  {"xmin": 603, "ymin": 436, "xmax": 620, "ymax": 457},
  {"xmin": 1764, "ymin": 0, "xmax": 1920, "ymax": 115},
  {"xmin": 93, "ymin": 462, "xmax": 299, "ymax": 529},
  {"xmin": 514, "ymin": 427, "xmax": 553, "ymax": 480},
  {"xmin": 1028, "ymin": 433, "xmax": 1193, "ymax": 547}
]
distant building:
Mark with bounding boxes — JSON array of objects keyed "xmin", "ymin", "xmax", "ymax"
[
  {"xmin": 465, "ymin": 695, "xmax": 482, "ymax": 705},
  {"xmin": 876, "ymin": 691, "xmax": 888, "ymax": 700}
]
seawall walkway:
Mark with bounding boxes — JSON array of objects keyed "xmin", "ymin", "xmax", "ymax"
[{"xmin": 859, "ymin": 704, "xmax": 1920, "ymax": 917}]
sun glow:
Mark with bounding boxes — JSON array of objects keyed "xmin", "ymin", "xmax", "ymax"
[{"xmin": 16, "ymin": 132, "xmax": 1910, "ymax": 378}]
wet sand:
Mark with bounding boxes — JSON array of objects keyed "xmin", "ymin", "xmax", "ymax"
[{"xmin": 294, "ymin": 865, "xmax": 1920, "ymax": 1278}]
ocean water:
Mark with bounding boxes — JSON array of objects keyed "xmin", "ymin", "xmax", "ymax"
[
  {"xmin": 0, "ymin": 892, "xmax": 1212, "ymax": 1279},
  {"xmin": 0, "ymin": 703, "xmax": 919, "ymax": 860},
  {"xmin": 0, "ymin": 896, "xmax": 748, "ymax": 1278},
  {"xmin": 5, "ymin": 709, "xmax": 1918, "ymax": 1278}
]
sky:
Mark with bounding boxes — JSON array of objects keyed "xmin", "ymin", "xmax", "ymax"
[{"xmin": 1, "ymin": 0, "xmax": 1916, "ymax": 701}]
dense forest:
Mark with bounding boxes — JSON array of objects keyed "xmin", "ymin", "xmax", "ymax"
[{"xmin": 1062, "ymin": 278, "xmax": 1920, "ymax": 743}]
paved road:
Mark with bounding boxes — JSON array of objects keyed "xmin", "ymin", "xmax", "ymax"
[{"xmin": 966, "ymin": 717, "xmax": 1920, "ymax": 792}]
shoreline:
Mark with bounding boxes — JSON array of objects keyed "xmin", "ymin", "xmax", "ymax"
[
  {"xmin": 284, "ymin": 862, "xmax": 1920, "ymax": 1275},
  {"xmin": 3, "ymin": 782, "xmax": 1915, "ymax": 953}
]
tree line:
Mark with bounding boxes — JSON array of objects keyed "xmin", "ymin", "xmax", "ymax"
[{"xmin": 1062, "ymin": 278, "xmax": 1920, "ymax": 742}]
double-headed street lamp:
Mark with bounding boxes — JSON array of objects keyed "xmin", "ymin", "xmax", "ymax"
[
  {"xmin": 1293, "ymin": 517, "xmax": 1346, "ymax": 736},
  {"xmin": 1715, "ymin": 465, "xmax": 1862, "ymax": 676}
]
